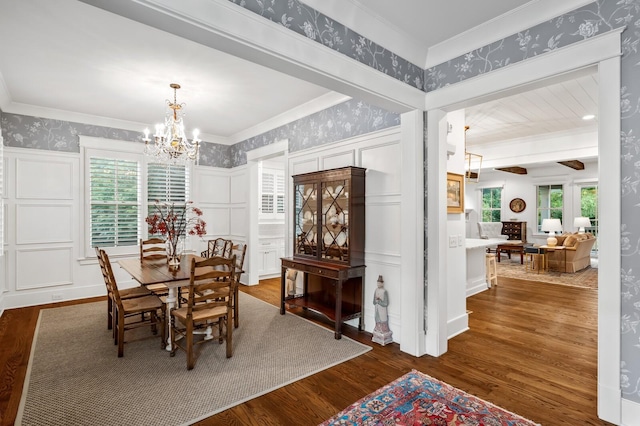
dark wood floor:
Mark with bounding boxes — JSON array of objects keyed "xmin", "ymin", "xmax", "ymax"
[{"xmin": 0, "ymin": 276, "xmax": 611, "ymax": 425}]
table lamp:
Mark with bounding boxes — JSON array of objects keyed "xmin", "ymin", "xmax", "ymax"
[
  {"xmin": 574, "ymin": 216, "xmax": 591, "ymax": 234},
  {"xmin": 541, "ymin": 218, "xmax": 563, "ymax": 247}
]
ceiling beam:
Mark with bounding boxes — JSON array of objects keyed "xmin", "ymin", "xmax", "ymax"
[
  {"xmin": 495, "ymin": 166, "xmax": 528, "ymax": 175},
  {"xmin": 557, "ymin": 160, "xmax": 585, "ymax": 170}
]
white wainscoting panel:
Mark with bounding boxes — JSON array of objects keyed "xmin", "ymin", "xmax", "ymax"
[
  {"xmin": 16, "ymin": 247, "xmax": 73, "ymax": 289},
  {"xmin": 365, "ymin": 203, "xmax": 401, "ymax": 256},
  {"xmin": 16, "ymin": 204, "xmax": 73, "ymax": 244},
  {"xmin": 229, "ymin": 207, "xmax": 246, "ymax": 237},
  {"xmin": 2, "ymin": 156, "xmax": 7, "ymax": 198},
  {"xmin": 321, "ymin": 149, "xmax": 355, "ymax": 170},
  {"xmin": 290, "ymin": 158, "xmax": 318, "ymax": 176},
  {"xmin": 203, "ymin": 207, "xmax": 230, "ymax": 236},
  {"xmin": 197, "ymin": 172, "xmax": 230, "ymax": 204},
  {"xmin": 360, "ymin": 142, "xmax": 402, "ymax": 196},
  {"xmin": 16, "ymin": 158, "xmax": 74, "ymax": 200},
  {"xmin": 229, "ymin": 171, "xmax": 248, "ymax": 204}
]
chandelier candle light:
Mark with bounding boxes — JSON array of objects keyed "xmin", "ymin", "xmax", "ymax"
[{"xmin": 143, "ymin": 83, "xmax": 200, "ymax": 165}]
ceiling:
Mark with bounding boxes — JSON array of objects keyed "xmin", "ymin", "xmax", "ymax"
[{"xmin": 0, "ymin": 0, "xmax": 595, "ymax": 153}]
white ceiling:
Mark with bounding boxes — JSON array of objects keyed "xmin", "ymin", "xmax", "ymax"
[{"xmin": 0, "ymin": 0, "xmax": 595, "ymax": 153}]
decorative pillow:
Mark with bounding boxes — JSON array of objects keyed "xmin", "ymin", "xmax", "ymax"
[
  {"xmin": 555, "ymin": 233, "xmax": 570, "ymax": 246},
  {"xmin": 563, "ymin": 234, "xmax": 579, "ymax": 248}
]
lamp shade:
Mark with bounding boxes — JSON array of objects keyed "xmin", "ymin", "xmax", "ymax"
[
  {"xmin": 574, "ymin": 216, "xmax": 591, "ymax": 233},
  {"xmin": 541, "ymin": 218, "xmax": 563, "ymax": 246}
]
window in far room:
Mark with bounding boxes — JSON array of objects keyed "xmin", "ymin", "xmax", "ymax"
[
  {"xmin": 481, "ymin": 187, "xmax": 502, "ymax": 222},
  {"xmin": 260, "ymin": 165, "xmax": 285, "ymax": 219},
  {"xmin": 536, "ymin": 184, "xmax": 563, "ymax": 232}
]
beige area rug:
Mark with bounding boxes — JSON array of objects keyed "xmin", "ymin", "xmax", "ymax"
[
  {"xmin": 17, "ymin": 293, "xmax": 371, "ymax": 426},
  {"xmin": 495, "ymin": 258, "xmax": 598, "ymax": 290}
]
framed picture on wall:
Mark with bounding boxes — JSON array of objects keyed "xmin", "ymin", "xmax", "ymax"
[{"xmin": 446, "ymin": 172, "xmax": 464, "ymax": 214}]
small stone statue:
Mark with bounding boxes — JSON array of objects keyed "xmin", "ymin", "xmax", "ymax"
[{"xmin": 372, "ymin": 275, "xmax": 393, "ymax": 345}]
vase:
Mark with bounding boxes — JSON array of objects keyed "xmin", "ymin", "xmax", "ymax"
[{"xmin": 166, "ymin": 235, "xmax": 184, "ymax": 267}]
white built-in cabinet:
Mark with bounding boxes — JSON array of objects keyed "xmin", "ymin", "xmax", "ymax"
[{"xmin": 258, "ymin": 237, "xmax": 284, "ymax": 277}]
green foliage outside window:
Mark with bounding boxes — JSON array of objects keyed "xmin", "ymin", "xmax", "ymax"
[{"xmin": 481, "ymin": 187, "xmax": 501, "ymax": 222}]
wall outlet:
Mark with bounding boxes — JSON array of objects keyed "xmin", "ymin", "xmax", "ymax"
[
  {"xmin": 449, "ymin": 236, "xmax": 457, "ymax": 248},
  {"xmin": 458, "ymin": 235, "xmax": 464, "ymax": 246},
  {"xmin": 52, "ymin": 294, "xmax": 63, "ymax": 301}
]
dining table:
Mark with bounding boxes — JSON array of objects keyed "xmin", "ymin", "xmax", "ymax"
[{"xmin": 118, "ymin": 254, "xmax": 237, "ymax": 350}]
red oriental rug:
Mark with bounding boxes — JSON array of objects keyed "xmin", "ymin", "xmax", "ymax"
[{"xmin": 320, "ymin": 370, "xmax": 540, "ymax": 425}]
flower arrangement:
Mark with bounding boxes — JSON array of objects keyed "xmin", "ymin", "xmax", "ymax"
[{"xmin": 145, "ymin": 200, "xmax": 207, "ymax": 265}]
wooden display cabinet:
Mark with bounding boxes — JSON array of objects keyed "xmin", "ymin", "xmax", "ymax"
[{"xmin": 280, "ymin": 166, "xmax": 366, "ymax": 339}]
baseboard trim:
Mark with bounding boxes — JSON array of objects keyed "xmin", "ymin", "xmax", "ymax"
[{"xmin": 622, "ymin": 397, "xmax": 640, "ymax": 426}]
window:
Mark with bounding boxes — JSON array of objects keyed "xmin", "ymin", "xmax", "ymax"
[
  {"xmin": 260, "ymin": 165, "xmax": 285, "ymax": 218},
  {"xmin": 536, "ymin": 184, "xmax": 563, "ymax": 232},
  {"xmin": 147, "ymin": 163, "xmax": 189, "ymax": 237},
  {"xmin": 580, "ymin": 185, "xmax": 598, "ymax": 254},
  {"xmin": 481, "ymin": 187, "xmax": 501, "ymax": 222},
  {"xmin": 89, "ymin": 157, "xmax": 140, "ymax": 248}
]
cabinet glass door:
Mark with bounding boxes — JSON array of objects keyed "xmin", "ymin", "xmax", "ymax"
[
  {"xmin": 294, "ymin": 183, "xmax": 317, "ymax": 257},
  {"xmin": 320, "ymin": 179, "xmax": 349, "ymax": 262}
]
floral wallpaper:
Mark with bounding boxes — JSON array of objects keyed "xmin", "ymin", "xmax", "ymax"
[
  {"xmin": 422, "ymin": 0, "xmax": 640, "ymax": 405},
  {"xmin": 230, "ymin": 99, "xmax": 399, "ymax": 167},
  {"xmin": 0, "ymin": 113, "xmax": 231, "ymax": 168},
  {"xmin": 2, "ymin": 0, "xmax": 640, "ymax": 407},
  {"xmin": 226, "ymin": 0, "xmax": 424, "ymax": 91}
]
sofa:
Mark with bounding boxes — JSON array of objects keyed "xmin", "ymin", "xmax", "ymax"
[{"xmin": 547, "ymin": 232, "xmax": 596, "ymax": 273}]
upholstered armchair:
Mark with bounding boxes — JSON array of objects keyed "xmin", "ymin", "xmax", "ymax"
[{"xmin": 477, "ymin": 222, "xmax": 509, "ymax": 240}]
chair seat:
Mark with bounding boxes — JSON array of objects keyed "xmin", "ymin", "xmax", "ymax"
[
  {"xmin": 172, "ymin": 304, "xmax": 228, "ymax": 323},
  {"xmin": 120, "ymin": 286, "xmax": 153, "ymax": 299},
  {"xmin": 122, "ymin": 294, "xmax": 164, "ymax": 313}
]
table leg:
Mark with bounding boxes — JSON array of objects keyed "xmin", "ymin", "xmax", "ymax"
[
  {"xmin": 519, "ymin": 249, "xmax": 523, "ymax": 264},
  {"xmin": 165, "ymin": 287, "xmax": 177, "ymax": 351}
]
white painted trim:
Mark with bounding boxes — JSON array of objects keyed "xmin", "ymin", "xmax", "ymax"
[
  {"xmin": 247, "ymin": 140, "xmax": 288, "ymax": 286},
  {"xmin": 447, "ymin": 313, "xmax": 470, "ymax": 339},
  {"xmin": 229, "ymin": 92, "xmax": 350, "ymax": 144},
  {"xmin": 426, "ymin": 109, "xmax": 449, "ymax": 356},
  {"xmin": 399, "ymin": 110, "xmax": 425, "ymax": 356},
  {"xmin": 426, "ymin": 0, "xmax": 594, "ymax": 68},
  {"xmin": 79, "ymin": 135, "xmax": 143, "ymax": 153},
  {"xmin": 426, "ymin": 29, "xmax": 623, "ymax": 112},
  {"xmin": 597, "ymin": 55, "xmax": 622, "ymax": 425},
  {"xmin": 622, "ymin": 399, "xmax": 640, "ymax": 426},
  {"xmin": 426, "ymin": 31, "xmax": 622, "ymax": 425},
  {"xmin": 301, "ymin": 0, "xmax": 428, "ymax": 67},
  {"xmin": 80, "ymin": 0, "xmax": 424, "ymax": 114}
]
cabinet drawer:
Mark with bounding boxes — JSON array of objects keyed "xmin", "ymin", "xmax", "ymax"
[{"xmin": 283, "ymin": 260, "xmax": 340, "ymax": 279}]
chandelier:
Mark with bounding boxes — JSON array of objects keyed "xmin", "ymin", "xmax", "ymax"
[
  {"xmin": 143, "ymin": 83, "xmax": 200, "ymax": 165},
  {"xmin": 464, "ymin": 125, "xmax": 482, "ymax": 183}
]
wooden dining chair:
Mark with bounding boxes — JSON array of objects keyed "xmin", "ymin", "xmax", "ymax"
[
  {"xmin": 140, "ymin": 237, "xmax": 170, "ymax": 296},
  {"xmin": 99, "ymin": 249, "xmax": 166, "ymax": 357},
  {"xmin": 229, "ymin": 243, "xmax": 246, "ymax": 328},
  {"xmin": 95, "ymin": 247, "xmax": 152, "ymax": 332},
  {"xmin": 200, "ymin": 238, "xmax": 232, "ymax": 259},
  {"xmin": 170, "ymin": 255, "xmax": 236, "ymax": 370}
]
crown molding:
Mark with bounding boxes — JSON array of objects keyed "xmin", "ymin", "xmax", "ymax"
[
  {"xmin": 229, "ymin": 92, "xmax": 350, "ymax": 144},
  {"xmin": 426, "ymin": 0, "xmax": 594, "ymax": 68},
  {"xmin": 301, "ymin": 0, "xmax": 428, "ymax": 66}
]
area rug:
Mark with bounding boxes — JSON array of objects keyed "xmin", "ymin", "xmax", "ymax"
[
  {"xmin": 320, "ymin": 369, "xmax": 540, "ymax": 425},
  {"xmin": 495, "ymin": 258, "xmax": 597, "ymax": 290},
  {"xmin": 16, "ymin": 292, "xmax": 371, "ymax": 426}
]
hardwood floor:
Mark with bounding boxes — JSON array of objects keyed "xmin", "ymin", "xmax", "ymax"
[{"xmin": 0, "ymin": 276, "xmax": 611, "ymax": 425}]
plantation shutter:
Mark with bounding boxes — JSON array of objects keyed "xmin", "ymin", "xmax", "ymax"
[
  {"xmin": 276, "ymin": 173, "xmax": 285, "ymax": 214},
  {"xmin": 89, "ymin": 157, "xmax": 140, "ymax": 248},
  {"xmin": 261, "ymin": 172, "xmax": 274, "ymax": 214},
  {"xmin": 147, "ymin": 163, "xmax": 189, "ymax": 234}
]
